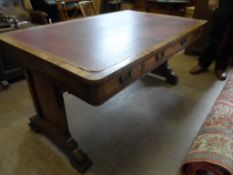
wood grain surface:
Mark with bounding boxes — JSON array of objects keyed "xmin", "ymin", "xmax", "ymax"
[{"xmin": 0, "ymin": 10, "xmax": 205, "ymax": 81}]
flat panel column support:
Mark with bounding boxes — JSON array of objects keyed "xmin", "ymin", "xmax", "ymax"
[{"xmin": 25, "ymin": 70, "xmax": 92, "ymax": 173}]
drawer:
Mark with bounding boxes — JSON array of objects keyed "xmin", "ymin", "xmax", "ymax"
[
  {"xmin": 98, "ymin": 63, "xmax": 143, "ymax": 99},
  {"xmin": 92, "ymin": 28, "xmax": 203, "ymax": 104}
]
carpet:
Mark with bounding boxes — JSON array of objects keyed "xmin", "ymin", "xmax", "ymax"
[{"xmin": 180, "ymin": 74, "xmax": 233, "ymax": 175}]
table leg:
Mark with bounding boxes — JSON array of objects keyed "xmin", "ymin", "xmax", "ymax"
[
  {"xmin": 151, "ymin": 62, "xmax": 179, "ymax": 85},
  {"xmin": 25, "ymin": 70, "xmax": 92, "ymax": 173}
]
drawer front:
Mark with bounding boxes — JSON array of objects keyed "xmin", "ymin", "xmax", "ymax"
[
  {"xmin": 99, "ymin": 63, "xmax": 143, "ymax": 98},
  {"xmin": 92, "ymin": 29, "xmax": 202, "ymax": 104}
]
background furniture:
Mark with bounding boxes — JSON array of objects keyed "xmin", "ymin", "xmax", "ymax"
[
  {"xmin": 0, "ymin": 0, "xmax": 48, "ymax": 22},
  {"xmin": 0, "ymin": 11, "xmax": 205, "ymax": 172},
  {"xmin": 133, "ymin": 0, "xmax": 191, "ymax": 15},
  {"xmin": 79, "ymin": 1, "xmax": 96, "ymax": 17},
  {"xmin": 29, "ymin": 0, "xmax": 59, "ymax": 22},
  {"xmin": 0, "ymin": 0, "xmax": 48, "ymax": 88},
  {"xmin": 100, "ymin": 0, "xmax": 122, "ymax": 13},
  {"xmin": 145, "ymin": 0, "xmax": 190, "ymax": 16},
  {"xmin": 56, "ymin": 0, "xmax": 81, "ymax": 20},
  {"xmin": 92, "ymin": 0, "xmax": 101, "ymax": 13},
  {"xmin": 189, "ymin": 0, "xmax": 196, "ymax": 5}
]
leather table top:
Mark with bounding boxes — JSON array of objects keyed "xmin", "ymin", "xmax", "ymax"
[{"xmin": 0, "ymin": 11, "xmax": 205, "ymax": 81}]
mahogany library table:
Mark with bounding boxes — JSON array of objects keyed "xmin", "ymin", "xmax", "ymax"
[{"xmin": 0, "ymin": 10, "xmax": 205, "ymax": 172}]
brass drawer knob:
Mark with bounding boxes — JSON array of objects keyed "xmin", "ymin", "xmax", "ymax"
[
  {"xmin": 155, "ymin": 51, "xmax": 165, "ymax": 62},
  {"xmin": 180, "ymin": 37, "xmax": 188, "ymax": 46},
  {"xmin": 119, "ymin": 71, "xmax": 132, "ymax": 85}
]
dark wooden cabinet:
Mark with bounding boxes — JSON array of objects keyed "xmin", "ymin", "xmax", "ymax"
[
  {"xmin": 0, "ymin": 31, "xmax": 24, "ymax": 88},
  {"xmin": 100, "ymin": 0, "xmax": 122, "ymax": 13},
  {"xmin": 30, "ymin": 0, "xmax": 59, "ymax": 22},
  {"xmin": 133, "ymin": 0, "xmax": 190, "ymax": 16},
  {"xmin": 145, "ymin": 0, "xmax": 190, "ymax": 16},
  {"xmin": 0, "ymin": 24, "xmax": 36, "ymax": 88},
  {"xmin": 189, "ymin": 0, "xmax": 196, "ymax": 5},
  {"xmin": 0, "ymin": 0, "xmax": 48, "ymax": 88}
]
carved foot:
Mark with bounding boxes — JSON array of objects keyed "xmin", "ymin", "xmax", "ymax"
[
  {"xmin": 28, "ymin": 116, "xmax": 92, "ymax": 172},
  {"xmin": 29, "ymin": 118, "xmax": 41, "ymax": 133},
  {"xmin": 166, "ymin": 72, "xmax": 179, "ymax": 85},
  {"xmin": 151, "ymin": 62, "xmax": 179, "ymax": 85},
  {"xmin": 70, "ymin": 149, "xmax": 92, "ymax": 173}
]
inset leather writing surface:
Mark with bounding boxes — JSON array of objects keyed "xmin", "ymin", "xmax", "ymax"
[{"xmin": 7, "ymin": 11, "xmax": 201, "ymax": 72}]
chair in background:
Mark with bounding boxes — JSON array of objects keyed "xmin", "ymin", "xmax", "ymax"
[
  {"xmin": 56, "ymin": 0, "xmax": 81, "ymax": 21},
  {"xmin": 29, "ymin": 0, "xmax": 59, "ymax": 22},
  {"xmin": 79, "ymin": 1, "xmax": 96, "ymax": 17},
  {"xmin": 92, "ymin": 0, "xmax": 101, "ymax": 14},
  {"xmin": 0, "ymin": 0, "xmax": 48, "ymax": 24},
  {"xmin": 100, "ymin": 0, "xmax": 122, "ymax": 13},
  {"xmin": 0, "ymin": 0, "xmax": 48, "ymax": 88}
]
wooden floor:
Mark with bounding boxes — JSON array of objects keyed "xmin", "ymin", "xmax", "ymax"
[{"xmin": 0, "ymin": 52, "xmax": 228, "ymax": 175}]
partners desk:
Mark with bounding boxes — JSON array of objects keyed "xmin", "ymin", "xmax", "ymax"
[{"xmin": 0, "ymin": 11, "xmax": 205, "ymax": 172}]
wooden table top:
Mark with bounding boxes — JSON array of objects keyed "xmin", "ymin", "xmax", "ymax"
[{"xmin": 0, "ymin": 10, "xmax": 205, "ymax": 82}]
